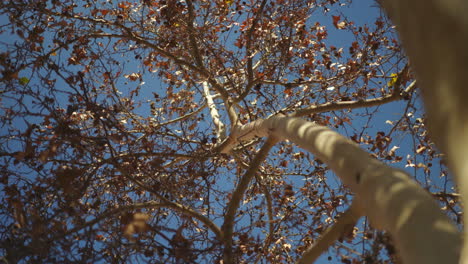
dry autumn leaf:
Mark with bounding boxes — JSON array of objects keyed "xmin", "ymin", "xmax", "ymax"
[
  {"xmin": 125, "ymin": 73, "xmax": 141, "ymax": 81},
  {"xmin": 332, "ymin": 15, "xmax": 346, "ymax": 29},
  {"xmin": 122, "ymin": 212, "xmax": 150, "ymax": 240}
]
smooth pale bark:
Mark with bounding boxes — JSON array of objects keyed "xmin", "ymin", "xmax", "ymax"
[
  {"xmin": 228, "ymin": 115, "xmax": 461, "ymax": 263},
  {"xmin": 202, "ymin": 81, "xmax": 226, "ymax": 141},
  {"xmin": 380, "ymin": 1, "xmax": 468, "ymax": 262}
]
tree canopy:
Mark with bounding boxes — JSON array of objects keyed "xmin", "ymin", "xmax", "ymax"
[{"xmin": 0, "ymin": 0, "xmax": 461, "ymax": 263}]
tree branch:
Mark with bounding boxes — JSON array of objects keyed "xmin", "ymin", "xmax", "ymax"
[
  {"xmin": 379, "ymin": 1, "xmax": 468, "ymax": 260},
  {"xmin": 156, "ymin": 101, "xmax": 208, "ymax": 128},
  {"xmin": 222, "ymin": 136, "xmax": 278, "ymax": 264},
  {"xmin": 184, "ymin": 0, "xmax": 241, "ymax": 127},
  {"xmin": 185, "ymin": 0, "xmax": 205, "ymax": 68},
  {"xmin": 290, "ymin": 80, "xmax": 417, "ymax": 117},
  {"xmin": 296, "ymin": 201, "xmax": 362, "ymax": 264},
  {"xmin": 237, "ymin": 0, "xmax": 268, "ymax": 103},
  {"xmin": 219, "ymin": 81, "xmax": 416, "ymax": 154},
  {"xmin": 260, "ymin": 76, "xmax": 339, "ymax": 88},
  {"xmin": 89, "ymin": 32, "xmax": 204, "ymax": 74},
  {"xmin": 203, "ymin": 81, "xmax": 226, "ymax": 141},
  {"xmin": 114, "ymin": 165, "xmax": 223, "ymax": 240},
  {"xmin": 56, "ymin": 201, "xmax": 169, "ymax": 239},
  {"xmin": 224, "ymin": 114, "xmax": 461, "ymax": 264}
]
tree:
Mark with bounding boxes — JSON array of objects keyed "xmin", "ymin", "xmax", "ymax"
[
  {"xmin": 379, "ymin": 0, "xmax": 468, "ymax": 262},
  {"xmin": 0, "ymin": 0, "xmax": 461, "ymax": 263}
]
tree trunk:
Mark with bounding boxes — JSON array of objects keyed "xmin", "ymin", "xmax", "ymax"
[
  {"xmin": 380, "ymin": 1, "xmax": 468, "ymax": 261},
  {"xmin": 228, "ymin": 115, "xmax": 461, "ymax": 263}
]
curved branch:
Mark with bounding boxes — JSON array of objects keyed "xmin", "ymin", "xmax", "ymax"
[
  {"xmin": 291, "ymin": 80, "xmax": 417, "ymax": 117},
  {"xmin": 89, "ymin": 32, "xmax": 204, "ymax": 74},
  {"xmin": 56, "ymin": 201, "xmax": 168, "ymax": 239},
  {"xmin": 184, "ymin": 0, "xmax": 239, "ymax": 127},
  {"xmin": 222, "ymin": 136, "xmax": 278, "ymax": 264},
  {"xmin": 114, "ymin": 165, "xmax": 223, "ymax": 240},
  {"xmin": 156, "ymin": 101, "xmax": 207, "ymax": 128},
  {"xmin": 296, "ymin": 201, "xmax": 363, "ymax": 264},
  {"xmin": 261, "ymin": 76, "xmax": 339, "ymax": 88}
]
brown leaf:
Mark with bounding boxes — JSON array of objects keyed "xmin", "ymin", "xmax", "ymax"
[
  {"xmin": 122, "ymin": 212, "xmax": 150, "ymax": 240},
  {"xmin": 284, "ymin": 88, "xmax": 293, "ymax": 96},
  {"xmin": 38, "ymin": 150, "xmax": 49, "ymax": 163},
  {"xmin": 332, "ymin": 16, "xmax": 346, "ymax": 29},
  {"xmin": 188, "ymin": 123, "xmax": 197, "ymax": 131},
  {"xmin": 125, "ymin": 73, "xmax": 141, "ymax": 81},
  {"xmin": 284, "ymin": 184, "xmax": 294, "ymax": 197},
  {"xmin": 416, "ymin": 146, "xmax": 427, "ymax": 154},
  {"xmin": 12, "ymin": 200, "xmax": 26, "ymax": 228}
]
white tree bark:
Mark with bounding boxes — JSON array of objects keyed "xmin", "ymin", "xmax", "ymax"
[
  {"xmin": 227, "ymin": 115, "xmax": 461, "ymax": 263},
  {"xmin": 380, "ymin": 1, "xmax": 468, "ymax": 262},
  {"xmin": 202, "ymin": 81, "xmax": 226, "ymax": 141}
]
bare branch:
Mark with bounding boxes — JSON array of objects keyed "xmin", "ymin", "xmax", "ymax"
[
  {"xmin": 155, "ymin": 101, "xmax": 207, "ymax": 128},
  {"xmin": 56, "ymin": 201, "xmax": 169, "ymax": 239},
  {"xmin": 296, "ymin": 201, "xmax": 362, "ymax": 264},
  {"xmin": 203, "ymin": 82, "xmax": 226, "ymax": 141},
  {"xmin": 222, "ymin": 136, "xmax": 278, "ymax": 264},
  {"xmin": 89, "ymin": 32, "xmax": 204, "ymax": 74},
  {"xmin": 290, "ymin": 80, "xmax": 417, "ymax": 117},
  {"xmin": 261, "ymin": 76, "xmax": 339, "ymax": 88},
  {"xmin": 185, "ymin": 0, "xmax": 205, "ymax": 68},
  {"xmin": 115, "ymin": 165, "xmax": 223, "ymax": 240},
  {"xmin": 238, "ymin": 0, "xmax": 268, "ymax": 103}
]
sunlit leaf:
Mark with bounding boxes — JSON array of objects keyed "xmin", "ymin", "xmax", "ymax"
[
  {"xmin": 387, "ymin": 73, "xmax": 398, "ymax": 87},
  {"xmin": 19, "ymin": 77, "xmax": 29, "ymax": 85}
]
